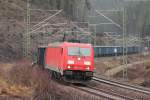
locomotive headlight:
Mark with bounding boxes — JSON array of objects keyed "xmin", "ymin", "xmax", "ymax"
[
  {"xmin": 84, "ymin": 61, "xmax": 91, "ymax": 65},
  {"xmin": 67, "ymin": 60, "xmax": 74, "ymax": 64},
  {"xmin": 67, "ymin": 66, "xmax": 71, "ymax": 69}
]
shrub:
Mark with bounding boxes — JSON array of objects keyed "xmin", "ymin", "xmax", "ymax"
[
  {"xmin": 8, "ymin": 59, "xmax": 99, "ymax": 100},
  {"xmin": 8, "ymin": 59, "xmax": 33, "ymax": 87}
]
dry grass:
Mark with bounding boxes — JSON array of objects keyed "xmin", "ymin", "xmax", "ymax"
[
  {"xmin": 95, "ymin": 55, "xmax": 150, "ymax": 89},
  {"xmin": 0, "ymin": 75, "xmax": 31, "ymax": 99},
  {"xmin": 7, "ymin": 59, "xmax": 59, "ymax": 99},
  {"xmin": 0, "ymin": 59, "xmax": 100, "ymax": 100}
]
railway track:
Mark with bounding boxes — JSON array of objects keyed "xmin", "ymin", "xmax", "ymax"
[
  {"xmin": 71, "ymin": 76, "xmax": 150, "ymax": 99},
  {"xmin": 93, "ymin": 77, "xmax": 150, "ymax": 95},
  {"xmin": 73, "ymin": 85, "xmax": 135, "ymax": 100}
]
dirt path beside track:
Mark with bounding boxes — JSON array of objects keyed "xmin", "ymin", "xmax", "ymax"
[{"xmin": 105, "ymin": 59, "xmax": 150, "ymax": 76}]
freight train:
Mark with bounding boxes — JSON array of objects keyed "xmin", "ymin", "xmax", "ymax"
[
  {"xmin": 94, "ymin": 46, "xmax": 139, "ymax": 57},
  {"xmin": 37, "ymin": 42, "xmax": 94, "ymax": 83}
]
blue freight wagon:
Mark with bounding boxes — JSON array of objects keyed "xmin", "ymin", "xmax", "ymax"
[
  {"xmin": 94, "ymin": 46, "xmax": 139, "ymax": 57},
  {"xmin": 37, "ymin": 46, "xmax": 46, "ymax": 67}
]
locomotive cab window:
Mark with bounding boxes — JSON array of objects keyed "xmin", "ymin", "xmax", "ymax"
[{"xmin": 68, "ymin": 47, "xmax": 91, "ymax": 56}]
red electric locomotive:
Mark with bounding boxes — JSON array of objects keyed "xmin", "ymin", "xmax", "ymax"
[{"xmin": 37, "ymin": 42, "xmax": 94, "ymax": 83}]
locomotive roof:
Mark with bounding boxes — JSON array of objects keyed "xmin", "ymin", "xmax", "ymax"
[
  {"xmin": 48, "ymin": 42, "xmax": 63, "ymax": 47},
  {"xmin": 48, "ymin": 42, "xmax": 92, "ymax": 47}
]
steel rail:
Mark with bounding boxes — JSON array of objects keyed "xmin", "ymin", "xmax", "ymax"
[
  {"xmin": 74, "ymin": 86, "xmax": 126, "ymax": 100},
  {"xmin": 87, "ymin": 85, "xmax": 136, "ymax": 100},
  {"xmin": 93, "ymin": 77, "xmax": 150, "ymax": 95},
  {"xmin": 73, "ymin": 84, "xmax": 136, "ymax": 100}
]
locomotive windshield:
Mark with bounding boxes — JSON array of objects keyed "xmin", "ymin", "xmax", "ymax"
[{"xmin": 68, "ymin": 47, "xmax": 91, "ymax": 56}]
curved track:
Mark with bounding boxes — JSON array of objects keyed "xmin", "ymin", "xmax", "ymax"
[
  {"xmin": 93, "ymin": 77, "xmax": 150, "ymax": 95},
  {"xmin": 73, "ymin": 85, "xmax": 135, "ymax": 100},
  {"xmin": 72, "ymin": 76, "xmax": 150, "ymax": 99}
]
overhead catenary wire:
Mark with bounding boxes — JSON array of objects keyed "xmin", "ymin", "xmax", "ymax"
[
  {"xmin": 30, "ymin": 9, "xmax": 63, "ymax": 31},
  {"xmin": 95, "ymin": 10, "xmax": 122, "ymax": 29}
]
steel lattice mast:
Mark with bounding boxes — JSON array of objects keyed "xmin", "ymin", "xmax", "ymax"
[
  {"xmin": 122, "ymin": 7, "xmax": 128, "ymax": 80},
  {"xmin": 23, "ymin": 0, "xmax": 31, "ymax": 57}
]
